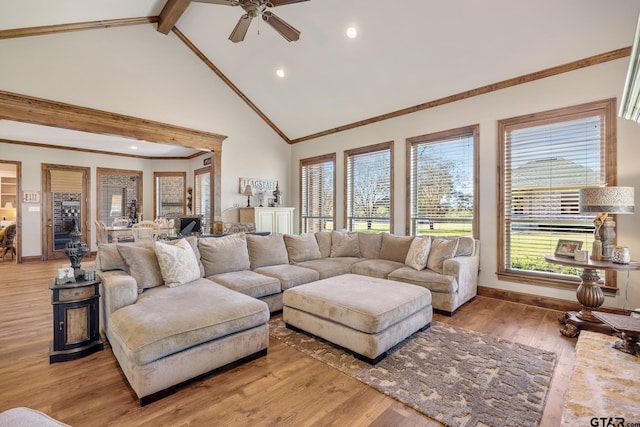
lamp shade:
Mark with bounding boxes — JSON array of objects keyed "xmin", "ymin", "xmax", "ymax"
[
  {"xmin": 242, "ymin": 185, "xmax": 254, "ymax": 197},
  {"xmin": 579, "ymin": 186, "xmax": 635, "ymax": 214},
  {"xmin": 3, "ymin": 202, "xmax": 14, "ymax": 209}
]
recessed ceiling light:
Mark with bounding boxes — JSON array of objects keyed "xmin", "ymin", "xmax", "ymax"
[
  {"xmin": 276, "ymin": 68, "xmax": 285, "ymax": 78},
  {"xmin": 346, "ymin": 27, "xmax": 357, "ymax": 39},
  {"xmin": 130, "ymin": 146, "xmax": 138, "ymax": 150}
]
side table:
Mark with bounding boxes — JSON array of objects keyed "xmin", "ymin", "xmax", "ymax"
[
  {"xmin": 49, "ymin": 278, "xmax": 103, "ymax": 363},
  {"xmin": 544, "ymin": 254, "xmax": 640, "ymax": 338}
]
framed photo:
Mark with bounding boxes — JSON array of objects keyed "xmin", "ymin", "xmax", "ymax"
[{"xmin": 555, "ymin": 240, "xmax": 583, "ymax": 258}]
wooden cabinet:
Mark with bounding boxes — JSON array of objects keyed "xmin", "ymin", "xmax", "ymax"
[
  {"xmin": 240, "ymin": 207, "xmax": 295, "ymax": 234},
  {"xmin": 49, "ymin": 279, "xmax": 103, "ymax": 363}
]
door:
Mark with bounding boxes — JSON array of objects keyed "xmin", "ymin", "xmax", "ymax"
[{"xmin": 43, "ymin": 164, "xmax": 90, "ymax": 261}]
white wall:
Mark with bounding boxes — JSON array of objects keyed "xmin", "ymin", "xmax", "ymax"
[{"xmin": 290, "ymin": 58, "xmax": 640, "ymax": 310}]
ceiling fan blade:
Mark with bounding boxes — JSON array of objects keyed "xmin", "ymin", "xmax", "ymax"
[
  {"xmin": 192, "ymin": 0, "xmax": 239, "ymax": 5},
  {"xmin": 262, "ymin": 11, "xmax": 300, "ymax": 42},
  {"xmin": 269, "ymin": 0, "xmax": 310, "ymax": 6},
  {"xmin": 229, "ymin": 14, "xmax": 252, "ymax": 42}
]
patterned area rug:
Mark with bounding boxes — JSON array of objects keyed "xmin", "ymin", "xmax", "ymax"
[{"xmin": 269, "ymin": 319, "xmax": 557, "ymax": 427}]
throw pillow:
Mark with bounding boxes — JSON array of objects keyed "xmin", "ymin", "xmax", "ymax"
[
  {"xmin": 284, "ymin": 233, "xmax": 322, "ymax": 263},
  {"xmin": 426, "ymin": 238, "xmax": 459, "ymax": 274},
  {"xmin": 405, "ymin": 236, "xmax": 432, "ymax": 270},
  {"xmin": 379, "ymin": 233, "xmax": 414, "ymax": 263},
  {"xmin": 358, "ymin": 233, "xmax": 383, "ymax": 259},
  {"xmin": 198, "ymin": 233, "xmax": 250, "ymax": 276},
  {"xmin": 116, "ymin": 243, "xmax": 164, "ymax": 291},
  {"xmin": 97, "ymin": 243, "xmax": 127, "ymax": 271},
  {"xmin": 330, "ymin": 230, "xmax": 361, "ymax": 258},
  {"xmin": 246, "ymin": 233, "xmax": 290, "ymax": 269},
  {"xmin": 154, "ymin": 238, "xmax": 201, "ymax": 287},
  {"xmin": 315, "ymin": 232, "xmax": 332, "ymax": 258},
  {"xmin": 455, "ymin": 236, "xmax": 475, "ymax": 256}
]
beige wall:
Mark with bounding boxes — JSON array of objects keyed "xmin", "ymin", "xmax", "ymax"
[{"xmin": 290, "ymin": 58, "xmax": 640, "ymax": 310}]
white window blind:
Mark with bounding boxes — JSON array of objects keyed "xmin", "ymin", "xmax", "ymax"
[
  {"xmin": 195, "ymin": 168, "xmax": 210, "ymax": 228},
  {"xmin": 346, "ymin": 143, "xmax": 392, "ymax": 233},
  {"xmin": 301, "ymin": 155, "xmax": 335, "ymax": 233},
  {"xmin": 409, "ymin": 127, "xmax": 476, "ymax": 236},
  {"xmin": 501, "ymin": 104, "xmax": 612, "ymax": 282}
]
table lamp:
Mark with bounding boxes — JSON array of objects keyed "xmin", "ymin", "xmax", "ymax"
[
  {"xmin": 242, "ymin": 185, "xmax": 254, "ymax": 207},
  {"xmin": 579, "ymin": 186, "xmax": 635, "ymax": 261}
]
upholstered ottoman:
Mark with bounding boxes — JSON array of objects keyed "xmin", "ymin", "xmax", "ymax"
[{"xmin": 282, "ymin": 274, "xmax": 432, "ymax": 363}]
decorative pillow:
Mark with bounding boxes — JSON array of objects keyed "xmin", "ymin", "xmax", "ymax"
[
  {"xmin": 97, "ymin": 243, "xmax": 127, "ymax": 271},
  {"xmin": 199, "ymin": 233, "xmax": 250, "ymax": 276},
  {"xmin": 405, "ymin": 236, "xmax": 432, "ymax": 270},
  {"xmin": 284, "ymin": 233, "xmax": 322, "ymax": 263},
  {"xmin": 330, "ymin": 231, "xmax": 361, "ymax": 258},
  {"xmin": 315, "ymin": 232, "xmax": 332, "ymax": 258},
  {"xmin": 154, "ymin": 238, "xmax": 201, "ymax": 287},
  {"xmin": 426, "ymin": 238, "xmax": 459, "ymax": 274},
  {"xmin": 379, "ymin": 233, "xmax": 414, "ymax": 263},
  {"xmin": 116, "ymin": 243, "xmax": 164, "ymax": 291},
  {"xmin": 455, "ymin": 236, "xmax": 475, "ymax": 257},
  {"xmin": 162, "ymin": 236, "xmax": 205, "ymax": 278},
  {"xmin": 358, "ymin": 233, "xmax": 382, "ymax": 259},
  {"xmin": 246, "ymin": 233, "xmax": 290, "ymax": 269}
]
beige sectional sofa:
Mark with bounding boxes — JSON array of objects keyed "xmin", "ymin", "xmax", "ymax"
[{"xmin": 97, "ymin": 231, "xmax": 479, "ymax": 404}]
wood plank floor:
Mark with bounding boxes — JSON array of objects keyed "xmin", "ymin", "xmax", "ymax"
[{"xmin": 0, "ymin": 259, "xmax": 576, "ymax": 426}]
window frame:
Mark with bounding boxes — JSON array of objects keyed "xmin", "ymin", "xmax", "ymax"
[
  {"xmin": 96, "ymin": 168, "xmax": 142, "ymax": 227},
  {"xmin": 497, "ymin": 98, "xmax": 617, "ymax": 291},
  {"xmin": 194, "ymin": 166, "xmax": 211, "ymax": 231},
  {"xmin": 405, "ymin": 124, "xmax": 479, "ymax": 238},
  {"xmin": 299, "ymin": 153, "xmax": 336, "ymax": 233},
  {"xmin": 153, "ymin": 171, "xmax": 186, "ymax": 219},
  {"xmin": 344, "ymin": 141, "xmax": 394, "ymax": 233}
]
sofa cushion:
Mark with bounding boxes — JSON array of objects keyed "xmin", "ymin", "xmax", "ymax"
[
  {"xmin": 97, "ymin": 242, "xmax": 127, "ymax": 271},
  {"xmin": 108, "ymin": 279, "xmax": 269, "ymax": 365},
  {"xmin": 254, "ymin": 264, "xmax": 320, "ymax": 291},
  {"xmin": 154, "ymin": 238, "xmax": 201, "ymax": 287},
  {"xmin": 351, "ymin": 259, "xmax": 405, "ymax": 279},
  {"xmin": 294, "ymin": 259, "xmax": 352, "ymax": 280},
  {"xmin": 247, "ymin": 233, "xmax": 290, "ymax": 269},
  {"xmin": 405, "ymin": 236, "xmax": 432, "ymax": 270},
  {"xmin": 426, "ymin": 238, "xmax": 460, "ymax": 274},
  {"xmin": 208, "ymin": 270, "xmax": 281, "ymax": 299},
  {"xmin": 388, "ymin": 266, "xmax": 459, "ymax": 294},
  {"xmin": 117, "ymin": 243, "xmax": 164, "ymax": 291},
  {"xmin": 330, "ymin": 231, "xmax": 360, "ymax": 258},
  {"xmin": 199, "ymin": 233, "xmax": 250, "ymax": 276},
  {"xmin": 379, "ymin": 233, "xmax": 414, "ymax": 263},
  {"xmin": 358, "ymin": 233, "xmax": 382, "ymax": 259},
  {"xmin": 284, "ymin": 233, "xmax": 322, "ymax": 263},
  {"xmin": 315, "ymin": 232, "xmax": 332, "ymax": 258}
]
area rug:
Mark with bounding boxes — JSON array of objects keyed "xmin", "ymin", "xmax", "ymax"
[{"xmin": 269, "ymin": 319, "xmax": 557, "ymax": 427}]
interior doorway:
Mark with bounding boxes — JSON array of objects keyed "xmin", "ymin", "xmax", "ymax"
[
  {"xmin": 0, "ymin": 161, "xmax": 20, "ymax": 263},
  {"xmin": 42, "ymin": 164, "xmax": 89, "ymax": 261}
]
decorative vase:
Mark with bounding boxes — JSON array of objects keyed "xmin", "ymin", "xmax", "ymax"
[{"xmin": 611, "ymin": 246, "xmax": 631, "ymax": 264}]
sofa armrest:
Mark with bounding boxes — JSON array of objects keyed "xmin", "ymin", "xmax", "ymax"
[
  {"xmin": 99, "ymin": 270, "xmax": 138, "ymax": 321},
  {"xmin": 442, "ymin": 256, "xmax": 480, "ymax": 300}
]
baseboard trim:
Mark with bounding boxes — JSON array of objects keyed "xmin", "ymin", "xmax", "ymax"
[
  {"xmin": 477, "ymin": 286, "xmax": 627, "ymax": 315},
  {"xmin": 20, "ymin": 255, "xmax": 43, "ymax": 262}
]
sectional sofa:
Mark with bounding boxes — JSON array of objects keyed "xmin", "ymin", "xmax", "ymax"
[{"xmin": 97, "ymin": 231, "xmax": 479, "ymax": 403}]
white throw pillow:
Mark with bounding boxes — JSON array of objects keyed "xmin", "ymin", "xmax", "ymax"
[
  {"xmin": 405, "ymin": 236, "xmax": 432, "ymax": 270},
  {"xmin": 154, "ymin": 238, "xmax": 201, "ymax": 287}
]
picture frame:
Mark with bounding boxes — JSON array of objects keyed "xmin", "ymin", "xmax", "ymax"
[{"xmin": 554, "ymin": 239, "xmax": 583, "ymax": 258}]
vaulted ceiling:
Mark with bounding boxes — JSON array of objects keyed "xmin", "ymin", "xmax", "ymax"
[{"xmin": 1, "ymin": 0, "xmax": 640, "ymax": 156}]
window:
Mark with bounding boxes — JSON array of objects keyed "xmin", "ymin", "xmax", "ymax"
[
  {"xmin": 498, "ymin": 99, "xmax": 617, "ymax": 288},
  {"xmin": 345, "ymin": 142, "xmax": 393, "ymax": 233},
  {"xmin": 300, "ymin": 154, "xmax": 335, "ymax": 232},
  {"xmin": 97, "ymin": 168, "xmax": 142, "ymax": 227},
  {"xmin": 154, "ymin": 172, "xmax": 186, "ymax": 219},
  {"xmin": 407, "ymin": 125, "xmax": 478, "ymax": 237},
  {"xmin": 194, "ymin": 166, "xmax": 211, "ymax": 230}
]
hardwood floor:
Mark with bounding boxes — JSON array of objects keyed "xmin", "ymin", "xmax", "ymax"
[{"xmin": 0, "ymin": 259, "xmax": 576, "ymax": 426}]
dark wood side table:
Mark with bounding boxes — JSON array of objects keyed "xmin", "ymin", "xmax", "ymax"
[
  {"xmin": 49, "ymin": 278, "xmax": 103, "ymax": 363},
  {"xmin": 544, "ymin": 255, "xmax": 640, "ymax": 338}
]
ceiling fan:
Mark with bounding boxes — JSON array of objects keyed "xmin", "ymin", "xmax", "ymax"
[{"xmin": 192, "ymin": 0, "xmax": 309, "ymax": 43}]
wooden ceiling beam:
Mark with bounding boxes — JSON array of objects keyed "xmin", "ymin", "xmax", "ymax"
[
  {"xmin": 0, "ymin": 17, "xmax": 157, "ymax": 40},
  {"xmin": 158, "ymin": 0, "xmax": 191, "ymax": 35},
  {"xmin": 0, "ymin": 90, "xmax": 226, "ymax": 152}
]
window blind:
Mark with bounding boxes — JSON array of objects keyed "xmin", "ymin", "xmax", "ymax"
[
  {"xmin": 301, "ymin": 155, "xmax": 335, "ymax": 232},
  {"xmin": 409, "ymin": 128, "xmax": 476, "ymax": 236},
  {"xmin": 346, "ymin": 143, "xmax": 392, "ymax": 233},
  {"xmin": 502, "ymin": 108, "xmax": 609, "ymax": 279}
]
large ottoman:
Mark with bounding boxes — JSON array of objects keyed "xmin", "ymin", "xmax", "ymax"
[{"xmin": 283, "ymin": 274, "xmax": 432, "ymax": 363}]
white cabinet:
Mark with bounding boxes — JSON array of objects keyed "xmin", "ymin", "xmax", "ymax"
[
  {"xmin": 240, "ymin": 207, "xmax": 295, "ymax": 234},
  {"xmin": 0, "ymin": 175, "xmax": 16, "ymax": 208}
]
